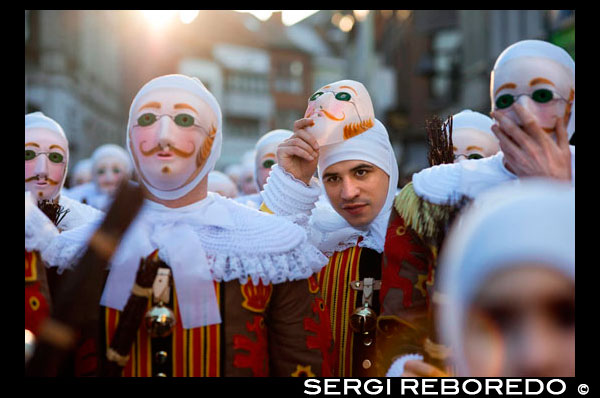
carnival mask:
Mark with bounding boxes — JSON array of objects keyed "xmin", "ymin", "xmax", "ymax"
[
  {"xmin": 254, "ymin": 129, "xmax": 293, "ymax": 191},
  {"xmin": 303, "ymin": 80, "xmax": 375, "ymax": 146},
  {"xmin": 449, "ymin": 110, "xmax": 499, "ymax": 163},
  {"xmin": 93, "ymin": 156, "xmax": 127, "ymax": 195},
  {"xmin": 25, "ymin": 114, "xmax": 69, "ymax": 202},
  {"xmin": 491, "ymin": 41, "xmax": 575, "ymax": 139},
  {"xmin": 129, "ymin": 86, "xmax": 218, "ymax": 196}
]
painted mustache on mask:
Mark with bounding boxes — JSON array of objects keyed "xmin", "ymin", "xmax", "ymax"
[
  {"xmin": 25, "ymin": 175, "xmax": 59, "ymax": 185},
  {"xmin": 139, "ymin": 141, "xmax": 196, "ymax": 158},
  {"xmin": 306, "ymin": 109, "xmax": 346, "ymax": 121}
]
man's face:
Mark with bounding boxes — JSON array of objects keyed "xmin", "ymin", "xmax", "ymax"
[
  {"xmin": 304, "ymin": 80, "xmax": 375, "ymax": 146},
  {"xmin": 93, "ymin": 156, "xmax": 128, "ymax": 195},
  {"xmin": 129, "ymin": 88, "xmax": 217, "ymax": 192},
  {"xmin": 452, "ymin": 128, "xmax": 500, "ymax": 163},
  {"xmin": 25, "ymin": 128, "xmax": 68, "ymax": 201},
  {"xmin": 491, "ymin": 57, "xmax": 574, "ymax": 136},
  {"xmin": 256, "ymin": 153, "xmax": 276, "ymax": 191},
  {"xmin": 322, "ymin": 160, "xmax": 389, "ymax": 228},
  {"xmin": 463, "ymin": 264, "xmax": 575, "ymax": 377}
]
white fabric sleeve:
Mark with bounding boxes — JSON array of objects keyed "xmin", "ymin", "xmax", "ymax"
[
  {"xmin": 386, "ymin": 353, "xmax": 424, "ymax": 377},
  {"xmin": 412, "ymin": 162, "xmax": 463, "ymax": 205},
  {"xmin": 260, "ymin": 164, "xmax": 322, "ymax": 216}
]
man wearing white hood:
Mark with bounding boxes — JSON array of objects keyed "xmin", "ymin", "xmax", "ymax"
[
  {"xmin": 25, "ymin": 112, "xmax": 104, "ymax": 374},
  {"xmin": 261, "ymin": 79, "xmax": 399, "ymax": 376},
  {"xmin": 387, "ymin": 179, "xmax": 574, "ymax": 377},
  {"xmin": 68, "ymin": 144, "xmax": 133, "ymax": 211},
  {"xmin": 69, "ymin": 158, "xmax": 93, "ymax": 188},
  {"xmin": 58, "ymin": 74, "xmax": 331, "ymax": 377},
  {"xmin": 235, "ymin": 129, "xmax": 293, "ymax": 209}
]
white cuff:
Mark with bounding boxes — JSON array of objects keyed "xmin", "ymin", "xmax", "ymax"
[
  {"xmin": 386, "ymin": 353, "xmax": 424, "ymax": 377},
  {"xmin": 412, "ymin": 163, "xmax": 462, "ymax": 205},
  {"xmin": 260, "ymin": 164, "xmax": 322, "ymax": 216}
]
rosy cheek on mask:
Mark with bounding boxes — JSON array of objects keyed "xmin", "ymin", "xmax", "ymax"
[
  {"xmin": 132, "ymin": 128, "xmax": 158, "ymax": 155},
  {"xmin": 48, "ymin": 163, "xmax": 65, "ymax": 183},
  {"xmin": 258, "ymin": 167, "xmax": 271, "ymax": 189},
  {"xmin": 304, "ymin": 103, "xmax": 316, "ymax": 118},
  {"xmin": 25, "ymin": 161, "xmax": 36, "ymax": 179}
]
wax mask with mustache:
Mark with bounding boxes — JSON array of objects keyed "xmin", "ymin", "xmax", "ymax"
[
  {"xmin": 25, "ymin": 112, "xmax": 69, "ymax": 202},
  {"xmin": 304, "ymin": 80, "xmax": 375, "ymax": 146},
  {"xmin": 491, "ymin": 40, "xmax": 575, "ymax": 140},
  {"xmin": 254, "ymin": 129, "xmax": 293, "ymax": 191},
  {"xmin": 91, "ymin": 144, "xmax": 132, "ymax": 195},
  {"xmin": 449, "ymin": 110, "xmax": 500, "ymax": 163},
  {"xmin": 127, "ymin": 75, "xmax": 222, "ymax": 200}
]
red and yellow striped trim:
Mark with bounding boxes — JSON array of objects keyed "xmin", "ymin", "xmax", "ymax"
[
  {"xmin": 25, "ymin": 250, "xmax": 38, "ymax": 282},
  {"xmin": 318, "ymin": 245, "xmax": 361, "ymax": 376},
  {"xmin": 104, "ymin": 281, "xmax": 222, "ymax": 377}
]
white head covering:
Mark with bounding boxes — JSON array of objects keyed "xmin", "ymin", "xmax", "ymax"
[
  {"xmin": 25, "ymin": 112, "xmax": 70, "ymax": 194},
  {"xmin": 70, "ymin": 158, "xmax": 93, "ymax": 185},
  {"xmin": 438, "ymin": 178, "xmax": 575, "ymax": 376},
  {"xmin": 207, "ymin": 170, "xmax": 238, "ymax": 198},
  {"xmin": 449, "ymin": 109, "xmax": 497, "ymax": 140},
  {"xmin": 492, "ymin": 40, "xmax": 575, "ymax": 139},
  {"xmin": 126, "ymin": 74, "xmax": 222, "ymax": 200},
  {"xmin": 254, "ymin": 129, "xmax": 293, "ymax": 189},
  {"xmin": 310, "ymin": 119, "xmax": 399, "ymax": 255},
  {"xmin": 91, "ymin": 144, "xmax": 133, "ymax": 178}
]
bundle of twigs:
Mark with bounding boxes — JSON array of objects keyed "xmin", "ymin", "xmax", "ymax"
[
  {"xmin": 37, "ymin": 199, "xmax": 70, "ymax": 227},
  {"xmin": 426, "ymin": 115, "xmax": 454, "ymax": 167}
]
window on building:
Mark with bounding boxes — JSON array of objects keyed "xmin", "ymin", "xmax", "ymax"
[
  {"xmin": 224, "ymin": 116, "xmax": 261, "ymax": 138},
  {"xmin": 225, "ymin": 71, "xmax": 269, "ymax": 94},
  {"xmin": 274, "ymin": 108, "xmax": 302, "ymax": 131},
  {"xmin": 431, "ymin": 30, "xmax": 462, "ymax": 103},
  {"xmin": 273, "ymin": 60, "xmax": 304, "ymax": 94}
]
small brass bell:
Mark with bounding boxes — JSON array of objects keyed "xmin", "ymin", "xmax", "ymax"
[
  {"xmin": 25, "ymin": 329, "xmax": 36, "ymax": 363},
  {"xmin": 349, "ymin": 304, "xmax": 377, "ymax": 334},
  {"xmin": 145, "ymin": 302, "xmax": 176, "ymax": 338}
]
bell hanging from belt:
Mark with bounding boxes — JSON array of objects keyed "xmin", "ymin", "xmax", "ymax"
[
  {"xmin": 145, "ymin": 302, "xmax": 176, "ymax": 338},
  {"xmin": 350, "ymin": 302, "xmax": 377, "ymax": 334}
]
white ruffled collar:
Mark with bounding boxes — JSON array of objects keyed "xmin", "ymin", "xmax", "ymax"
[
  {"xmin": 100, "ymin": 192, "xmax": 327, "ymax": 329},
  {"xmin": 25, "ymin": 191, "xmax": 104, "ymax": 254},
  {"xmin": 309, "ymin": 200, "xmax": 391, "ymax": 257}
]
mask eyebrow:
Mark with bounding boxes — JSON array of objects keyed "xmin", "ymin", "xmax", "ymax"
[
  {"xmin": 25, "ymin": 142, "xmax": 40, "ymax": 147},
  {"xmin": 49, "ymin": 144, "xmax": 66, "ymax": 152},
  {"xmin": 261, "ymin": 152, "xmax": 276, "ymax": 159},
  {"xmin": 138, "ymin": 101, "xmax": 161, "ymax": 112},
  {"xmin": 495, "ymin": 83, "xmax": 517, "ymax": 96},
  {"xmin": 529, "ymin": 77, "xmax": 556, "ymax": 87},
  {"xmin": 466, "ymin": 145, "xmax": 483, "ymax": 151},
  {"xmin": 174, "ymin": 103, "xmax": 199, "ymax": 115},
  {"xmin": 339, "ymin": 85, "xmax": 358, "ymax": 95}
]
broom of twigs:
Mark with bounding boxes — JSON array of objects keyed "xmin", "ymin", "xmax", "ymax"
[
  {"xmin": 426, "ymin": 115, "xmax": 454, "ymax": 167},
  {"xmin": 37, "ymin": 199, "xmax": 70, "ymax": 227}
]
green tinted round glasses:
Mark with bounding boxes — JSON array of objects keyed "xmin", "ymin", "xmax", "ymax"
[
  {"xmin": 310, "ymin": 91, "xmax": 352, "ymax": 102},
  {"xmin": 25, "ymin": 150, "xmax": 65, "ymax": 164},
  {"xmin": 495, "ymin": 88, "xmax": 570, "ymax": 110},
  {"xmin": 135, "ymin": 113, "xmax": 204, "ymax": 129}
]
